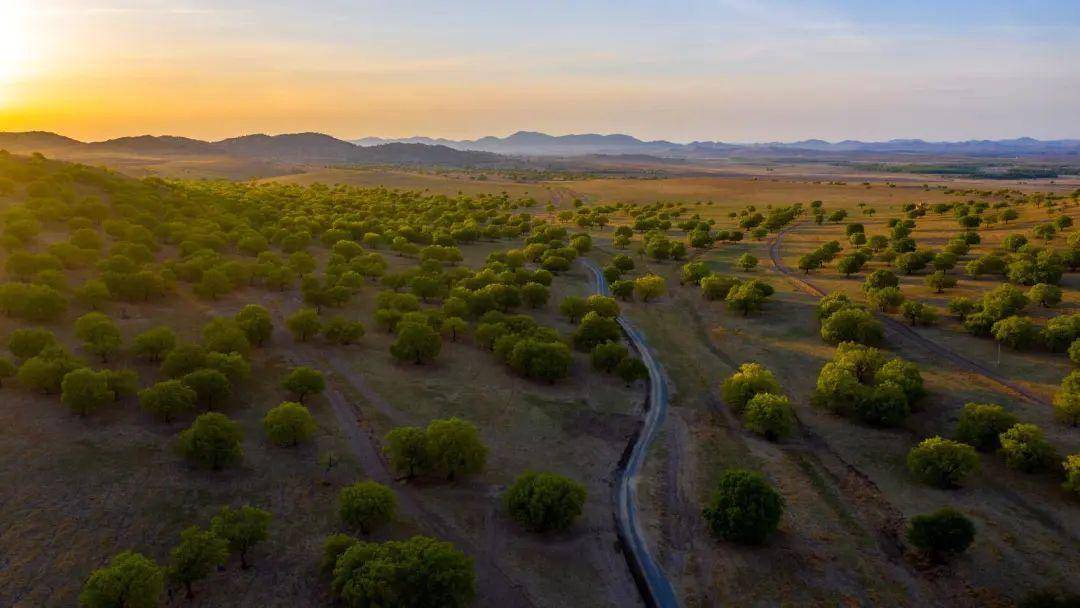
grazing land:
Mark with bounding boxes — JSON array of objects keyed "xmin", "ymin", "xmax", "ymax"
[{"xmin": 0, "ymin": 147, "xmax": 1077, "ymax": 608}]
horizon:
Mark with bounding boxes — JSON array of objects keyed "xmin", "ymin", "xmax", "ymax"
[{"xmin": 2, "ymin": 0, "xmax": 1078, "ymax": 142}]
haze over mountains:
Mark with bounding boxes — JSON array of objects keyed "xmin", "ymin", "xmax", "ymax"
[{"xmin": 354, "ymin": 131, "xmax": 1080, "ymax": 158}]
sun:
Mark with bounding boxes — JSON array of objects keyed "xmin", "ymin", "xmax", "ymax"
[{"xmin": 0, "ymin": 0, "xmax": 30, "ymax": 95}]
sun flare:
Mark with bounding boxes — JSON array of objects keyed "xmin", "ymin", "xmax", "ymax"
[{"xmin": 0, "ymin": 0, "xmax": 30, "ymax": 101}]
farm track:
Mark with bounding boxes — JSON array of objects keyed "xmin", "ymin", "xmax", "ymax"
[
  {"xmin": 768, "ymin": 223, "xmax": 1052, "ymax": 408},
  {"xmin": 583, "ymin": 259, "xmax": 681, "ymax": 608}
]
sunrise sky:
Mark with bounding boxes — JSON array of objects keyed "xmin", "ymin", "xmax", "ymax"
[{"xmin": 2, "ymin": 0, "xmax": 1078, "ymax": 143}]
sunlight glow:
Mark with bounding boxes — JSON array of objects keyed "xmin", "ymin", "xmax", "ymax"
[{"xmin": 0, "ymin": 0, "xmax": 30, "ymax": 104}]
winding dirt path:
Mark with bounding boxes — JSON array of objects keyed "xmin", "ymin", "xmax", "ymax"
[{"xmin": 768, "ymin": 223, "xmax": 1051, "ymax": 407}]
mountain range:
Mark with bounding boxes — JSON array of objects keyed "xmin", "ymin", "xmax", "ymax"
[
  {"xmin": 0, "ymin": 131, "xmax": 504, "ymax": 167},
  {"xmin": 353, "ymin": 131, "xmax": 1080, "ymax": 158}
]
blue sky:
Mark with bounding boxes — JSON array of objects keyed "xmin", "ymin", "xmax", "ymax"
[{"xmin": 5, "ymin": 0, "xmax": 1079, "ymax": 141}]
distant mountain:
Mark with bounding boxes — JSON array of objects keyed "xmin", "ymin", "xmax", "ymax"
[
  {"xmin": 353, "ymin": 130, "xmax": 683, "ymax": 156},
  {"xmin": 355, "ymin": 131, "xmax": 1080, "ymax": 158},
  {"xmin": 0, "ymin": 131, "xmax": 504, "ymax": 167}
]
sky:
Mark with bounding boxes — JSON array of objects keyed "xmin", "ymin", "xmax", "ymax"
[{"xmin": 1, "ymin": 0, "xmax": 1078, "ymax": 143}]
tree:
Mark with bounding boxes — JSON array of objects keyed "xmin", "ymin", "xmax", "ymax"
[
  {"xmin": 234, "ymin": 304, "xmax": 274, "ymax": 346},
  {"xmin": 820, "ymin": 307, "xmax": 884, "ymax": 345},
  {"xmin": 702, "ymin": 469, "xmax": 784, "ymax": 545},
  {"xmin": 572, "ymin": 311, "xmax": 621, "ymax": 351},
  {"xmin": 1027, "ymin": 283, "xmax": 1063, "ymax": 307},
  {"xmin": 866, "ymin": 286, "xmax": 904, "ymax": 312},
  {"xmin": 743, "ymin": 393, "xmax": 795, "ymax": 440},
  {"xmin": 721, "ymin": 362, "xmax": 781, "ymax": 414},
  {"xmin": 955, "ymin": 403, "xmax": 1018, "ymax": 451},
  {"xmin": 390, "ymin": 322, "xmax": 442, "ymax": 364},
  {"xmin": 79, "ymin": 551, "xmax": 164, "ymax": 608},
  {"xmin": 384, "ymin": 426, "xmax": 431, "ymax": 479},
  {"xmin": 797, "ymin": 253, "xmax": 823, "ymax": 274},
  {"xmin": 521, "ymin": 282, "xmax": 550, "ymax": 308},
  {"xmin": 18, "ymin": 347, "xmax": 85, "ymax": 394},
  {"xmin": 74, "ymin": 312, "xmax": 122, "ymax": 362},
  {"xmin": 633, "ymin": 274, "xmax": 666, "ymax": 302},
  {"xmin": 426, "ymin": 417, "xmax": 487, "ymax": 481},
  {"xmin": 1052, "ymin": 386, "xmax": 1080, "ymax": 427},
  {"xmin": 281, "ymin": 366, "xmax": 325, "ymax": 403},
  {"xmin": 74, "ymin": 279, "xmax": 111, "ymax": 310},
  {"xmin": 725, "ymin": 281, "xmax": 766, "ymax": 316},
  {"xmin": 7, "ymin": 327, "xmax": 58, "ymax": 359},
  {"xmin": 339, "ymin": 481, "xmax": 397, "ymax": 534},
  {"xmin": 201, "ymin": 317, "xmax": 250, "ymax": 356},
  {"xmin": 924, "ymin": 271, "xmax": 957, "ymax": 293},
  {"xmin": 1064, "ymin": 454, "xmax": 1080, "ymax": 497},
  {"xmin": 132, "ymin": 326, "xmax": 176, "ymax": 362},
  {"xmin": 836, "ymin": 254, "xmax": 865, "ymax": 277},
  {"xmin": 168, "ymin": 526, "xmax": 229, "ymax": 598},
  {"xmin": 999, "ymin": 423, "xmax": 1059, "ymax": 473},
  {"xmin": 947, "ymin": 297, "xmax": 977, "ymax": 321},
  {"xmin": 0, "ymin": 357, "xmax": 13, "ymax": 387},
  {"xmin": 323, "ymin": 316, "xmax": 365, "ymax": 345},
  {"xmin": 906, "ymin": 508, "xmax": 975, "ymax": 561},
  {"xmin": 210, "ymin": 505, "xmax": 271, "ymax": 569},
  {"xmin": 558, "ymin": 296, "xmax": 588, "ymax": 323},
  {"xmin": 610, "ymin": 280, "xmax": 634, "ymax": 301},
  {"xmin": 503, "ymin": 471, "xmax": 587, "ymax": 533},
  {"xmin": 286, "ymin": 308, "xmax": 322, "ymax": 342},
  {"xmin": 615, "ymin": 356, "xmax": 648, "ymax": 386},
  {"xmin": 700, "ymin": 275, "xmax": 739, "ymax": 301},
  {"xmin": 509, "ymin": 339, "xmax": 572, "ymax": 382},
  {"xmin": 900, "ymin": 300, "xmax": 937, "ymax": 326},
  {"xmin": 160, "ymin": 344, "xmax": 208, "ymax": 378},
  {"xmin": 139, "ymin": 380, "xmax": 197, "ymax": 423},
  {"xmin": 991, "ymin": 316, "xmax": 1038, "ymax": 350},
  {"xmin": 591, "ymin": 341, "xmax": 628, "ymax": 373},
  {"xmin": 906, "ymin": 437, "xmax": 979, "ymax": 488},
  {"xmin": 181, "ymin": 368, "xmax": 231, "ymax": 409},
  {"xmin": 330, "ymin": 536, "xmax": 475, "ymax": 608},
  {"xmin": 586, "ymin": 294, "xmax": 620, "ymax": 318},
  {"xmin": 177, "ymin": 412, "xmax": 243, "ymax": 470},
  {"xmin": 263, "ymin": 401, "xmax": 317, "ymax": 446},
  {"xmin": 736, "ymin": 253, "xmax": 758, "ymax": 271},
  {"xmin": 61, "ymin": 368, "xmax": 114, "ymax": 416}
]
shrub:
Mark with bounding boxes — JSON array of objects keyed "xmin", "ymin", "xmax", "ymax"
[
  {"xmin": 702, "ymin": 469, "xmax": 784, "ymax": 545},
  {"xmin": 61, "ymin": 368, "xmax": 114, "ymax": 416},
  {"xmin": 906, "ymin": 437, "xmax": 979, "ymax": 488},
  {"xmin": 1063, "ymin": 454, "xmax": 1080, "ymax": 496},
  {"xmin": 742, "ymin": 393, "xmax": 795, "ymax": 440},
  {"xmin": 721, "ymin": 362, "xmax": 781, "ymax": 414},
  {"xmin": 954, "ymin": 403, "xmax": 1017, "ymax": 451},
  {"xmin": 339, "ymin": 481, "xmax": 397, "ymax": 534},
  {"xmin": 615, "ymin": 356, "xmax": 649, "ymax": 386},
  {"xmin": 906, "ymin": 508, "xmax": 975, "ymax": 561},
  {"xmin": 502, "ymin": 471, "xmax": 587, "ymax": 533},
  {"xmin": 999, "ymin": 423, "xmax": 1059, "ymax": 473},
  {"xmin": 820, "ymin": 307, "xmax": 883, "ymax": 345}
]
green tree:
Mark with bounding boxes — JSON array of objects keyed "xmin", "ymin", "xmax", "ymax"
[
  {"xmin": 572, "ymin": 311, "xmax": 621, "ymax": 351},
  {"xmin": 1063, "ymin": 454, "xmax": 1080, "ymax": 496},
  {"xmin": 906, "ymin": 508, "xmax": 975, "ymax": 561},
  {"xmin": 991, "ymin": 315, "xmax": 1038, "ymax": 350},
  {"xmin": 132, "ymin": 326, "xmax": 176, "ymax": 362},
  {"xmin": 74, "ymin": 312, "xmax": 122, "ymax": 362},
  {"xmin": 339, "ymin": 481, "xmax": 397, "ymax": 534},
  {"xmin": 906, "ymin": 437, "xmax": 979, "ymax": 488},
  {"xmin": 286, "ymin": 308, "xmax": 322, "ymax": 342},
  {"xmin": 426, "ymin": 417, "xmax": 487, "ymax": 481},
  {"xmin": 181, "ymin": 368, "xmax": 231, "ymax": 409},
  {"xmin": 159, "ymin": 344, "xmax": 208, "ymax": 378},
  {"xmin": 900, "ymin": 300, "xmax": 938, "ymax": 326},
  {"xmin": 263, "ymin": 401, "xmax": 317, "ymax": 446},
  {"xmin": 1027, "ymin": 283, "xmax": 1063, "ymax": 307},
  {"xmin": 8, "ymin": 327, "xmax": 58, "ymax": 359},
  {"xmin": 281, "ymin": 366, "xmax": 325, "ymax": 403},
  {"xmin": 330, "ymin": 536, "xmax": 475, "ymax": 608},
  {"xmin": 820, "ymin": 307, "xmax": 884, "ymax": 345},
  {"xmin": 558, "ymin": 296, "xmax": 588, "ymax": 323},
  {"xmin": 836, "ymin": 254, "xmax": 865, "ymax": 277},
  {"xmin": 323, "ymin": 316, "xmax": 365, "ymax": 345},
  {"xmin": 924, "ymin": 271, "xmax": 957, "ymax": 293},
  {"xmin": 615, "ymin": 356, "xmax": 648, "ymax": 386},
  {"xmin": 999, "ymin": 423, "xmax": 1059, "ymax": 473},
  {"xmin": 61, "ymin": 368, "xmax": 114, "ymax": 416},
  {"xmin": 0, "ymin": 357, "xmax": 13, "ymax": 387},
  {"xmin": 390, "ymin": 322, "xmax": 442, "ymax": 364},
  {"xmin": 177, "ymin": 412, "xmax": 243, "ymax": 470},
  {"xmin": 210, "ymin": 505, "xmax": 271, "ymax": 569},
  {"xmin": 74, "ymin": 279, "xmax": 111, "ymax": 310},
  {"xmin": 502, "ymin": 471, "xmax": 587, "ymax": 533},
  {"xmin": 201, "ymin": 317, "xmax": 250, "ymax": 356},
  {"xmin": 721, "ymin": 362, "xmax": 781, "ymax": 414},
  {"xmin": 168, "ymin": 526, "xmax": 230, "ymax": 598},
  {"xmin": 736, "ymin": 253, "xmax": 759, "ymax": 271},
  {"xmin": 79, "ymin": 551, "xmax": 164, "ymax": 608},
  {"xmin": 743, "ymin": 393, "xmax": 795, "ymax": 440},
  {"xmin": 702, "ymin": 469, "xmax": 785, "ymax": 545},
  {"xmin": 139, "ymin": 380, "xmax": 197, "ymax": 423},
  {"xmin": 633, "ymin": 274, "xmax": 667, "ymax": 302},
  {"xmin": 591, "ymin": 341, "xmax": 628, "ymax": 373},
  {"xmin": 954, "ymin": 403, "xmax": 1017, "ymax": 451},
  {"xmin": 234, "ymin": 304, "xmax": 274, "ymax": 346},
  {"xmin": 383, "ymin": 426, "xmax": 431, "ymax": 479},
  {"xmin": 867, "ymin": 286, "xmax": 904, "ymax": 312},
  {"xmin": 521, "ymin": 282, "xmax": 550, "ymax": 308}
]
